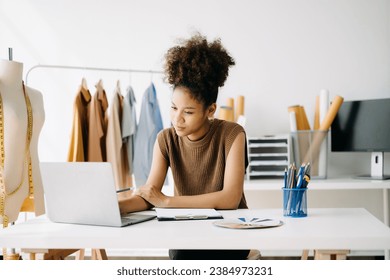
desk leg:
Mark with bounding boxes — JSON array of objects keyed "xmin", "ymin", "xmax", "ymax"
[
  {"xmin": 383, "ymin": 189, "xmax": 389, "ymax": 260},
  {"xmin": 301, "ymin": 250, "xmax": 310, "ymax": 260},
  {"xmin": 29, "ymin": 252, "xmax": 36, "ymax": 260},
  {"xmin": 314, "ymin": 250, "xmax": 350, "ymax": 260},
  {"xmin": 91, "ymin": 249, "xmax": 108, "ymax": 260},
  {"xmin": 43, "ymin": 249, "xmax": 80, "ymax": 260},
  {"xmin": 76, "ymin": 249, "xmax": 85, "ymax": 260}
]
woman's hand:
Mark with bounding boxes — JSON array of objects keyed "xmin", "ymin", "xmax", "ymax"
[
  {"xmin": 118, "ymin": 191, "xmax": 153, "ymax": 214},
  {"xmin": 134, "ymin": 184, "xmax": 169, "ymax": 208}
]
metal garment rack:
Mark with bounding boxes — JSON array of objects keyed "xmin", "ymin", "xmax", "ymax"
[{"xmin": 25, "ymin": 64, "xmax": 164, "ymax": 85}]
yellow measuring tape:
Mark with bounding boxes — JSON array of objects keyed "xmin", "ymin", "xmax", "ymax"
[{"xmin": 0, "ymin": 83, "xmax": 34, "ymax": 260}]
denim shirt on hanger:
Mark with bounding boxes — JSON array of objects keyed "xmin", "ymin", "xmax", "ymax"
[
  {"xmin": 121, "ymin": 86, "xmax": 137, "ymax": 177},
  {"xmin": 133, "ymin": 83, "xmax": 163, "ymax": 187}
]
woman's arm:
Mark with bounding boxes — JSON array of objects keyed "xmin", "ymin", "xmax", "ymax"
[
  {"xmin": 118, "ymin": 193, "xmax": 152, "ymax": 214},
  {"xmin": 118, "ymin": 140, "xmax": 169, "ymax": 213},
  {"xmin": 136, "ymin": 132, "xmax": 246, "ymax": 210}
]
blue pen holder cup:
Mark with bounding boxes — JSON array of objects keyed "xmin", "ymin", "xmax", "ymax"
[{"xmin": 283, "ymin": 187, "xmax": 308, "ymax": 217}]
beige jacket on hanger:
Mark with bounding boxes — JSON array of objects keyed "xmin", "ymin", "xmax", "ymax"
[
  {"xmin": 106, "ymin": 84, "xmax": 132, "ymax": 189},
  {"xmin": 67, "ymin": 85, "xmax": 91, "ymax": 162},
  {"xmin": 88, "ymin": 80, "xmax": 108, "ymax": 162}
]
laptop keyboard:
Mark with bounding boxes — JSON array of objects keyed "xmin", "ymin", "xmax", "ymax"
[
  {"xmin": 121, "ymin": 214, "xmax": 139, "ymax": 224},
  {"xmin": 121, "ymin": 217, "xmax": 138, "ymax": 224},
  {"xmin": 121, "ymin": 213, "xmax": 156, "ymax": 225}
]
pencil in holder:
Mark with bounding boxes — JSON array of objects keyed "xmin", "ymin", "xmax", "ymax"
[{"xmin": 283, "ymin": 187, "xmax": 308, "ymax": 217}]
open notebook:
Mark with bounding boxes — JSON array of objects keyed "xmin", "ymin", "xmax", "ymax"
[
  {"xmin": 155, "ymin": 208, "xmax": 223, "ymax": 221},
  {"xmin": 40, "ymin": 162, "xmax": 156, "ymax": 227}
]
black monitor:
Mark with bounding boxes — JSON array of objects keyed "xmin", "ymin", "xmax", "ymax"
[{"xmin": 331, "ymin": 97, "xmax": 390, "ymax": 180}]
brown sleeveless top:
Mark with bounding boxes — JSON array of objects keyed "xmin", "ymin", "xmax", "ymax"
[{"xmin": 157, "ymin": 118, "xmax": 248, "ymax": 209}]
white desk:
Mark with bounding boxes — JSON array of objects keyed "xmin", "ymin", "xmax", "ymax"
[
  {"xmin": 245, "ymin": 179, "xmax": 390, "ymax": 259},
  {"xmin": 0, "ymin": 208, "xmax": 389, "ymax": 258},
  {"xmin": 245, "ymin": 178, "xmax": 390, "ymax": 226}
]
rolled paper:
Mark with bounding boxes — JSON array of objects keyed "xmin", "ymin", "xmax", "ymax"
[
  {"xmin": 314, "ymin": 94, "xmax": 323, "ymax": 173},
  {"xmin": 319, "ymin": 89, "xmax": 329, "ymax": 124},
  {"xmin": 289, "ymin": 111, "xmax": 297, "ymax": 132},
  {"xmin": 303, "ymin": 95, "xmax": 344, "ymax": 163},
  {"xmin": 302, "ymin": 130, "xmax": 327, "ymax": 166},
  {"xmin": 288, "ymin": 105, "xmax": 310, "ymax": 130},
  {"xmin": 218, "ymin": 106, "xmax": 234, "ymax": 122},
  {"xmin": 288, "ymin": 105, "xmax": 302, "ymax": 130},
  {"xmin": 319, "ymin": 95, "xmax": 344, "ymax": 131},
  {"xmin": 235, "ymin": 95, "xmax": 245, "ymax": 121},
  {"xmin": 236, "ymin": 115, "xmax": 246, "ymax": 127},
  {"xmin": 227, "ymin": 97, "xmax": 234, "ymax": 109},
  {"xmin": 299, "ymin": 106, "xmax": 311, "ymax": 130},
  {"xmin": 226, "ymin": 98, "xmax": 235, "ymax": 121},
  {"xmin": 314, "ymin": 95, "xmax": 320, "ymax": 130}
]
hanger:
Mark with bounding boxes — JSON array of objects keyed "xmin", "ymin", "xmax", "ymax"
[
  {"xmin": 95, "ymin": 79, "xmax": 104, "ymax": 96},
  {"xmin": 115, "ymin": 80, "xmax": 123, "ymax": 99},
  {"xmin": 80, "ymin": 77, "xmax": 91, "ymax": 101},
  {"xmin": 81, "ymin": 77, "xmax": 88, "ymax": 90}
]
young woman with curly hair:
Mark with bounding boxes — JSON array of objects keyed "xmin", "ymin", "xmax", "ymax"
[{"xmin": 119, "ymin": 33, "xmax": 249, "ymax": 260}]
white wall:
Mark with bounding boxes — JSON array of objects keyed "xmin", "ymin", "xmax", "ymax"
[{"xmin": 1, "ymin": 0, "xmax": 389, "ymax": 177}]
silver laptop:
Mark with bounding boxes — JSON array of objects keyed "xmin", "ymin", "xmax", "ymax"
[{"xmin": 40, "ymin": 162, "xmax": 156, "ymax": 227}]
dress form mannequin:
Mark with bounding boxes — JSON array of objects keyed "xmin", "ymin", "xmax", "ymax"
[{"xmin": 0, "ymin": 59, "xmax": 45, "ymax": 225}]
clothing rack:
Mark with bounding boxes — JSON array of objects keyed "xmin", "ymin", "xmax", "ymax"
[
  {"xmin": 20, "ymin": 62, "xmax": 164, "ymax": 260},
  {"xmin": 25, "ymin": 64, "xmax": 164, "ymax": 85}
]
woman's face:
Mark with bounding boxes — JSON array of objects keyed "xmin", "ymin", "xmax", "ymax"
[{"xmin": 170, "ymin": 86, "xmax": 216, "ymax": 141}]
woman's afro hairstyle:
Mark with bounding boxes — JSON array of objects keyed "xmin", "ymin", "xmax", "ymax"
[{"xmin": 164, "ymin": 33, "xmax": 235, "ymax": 107}]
